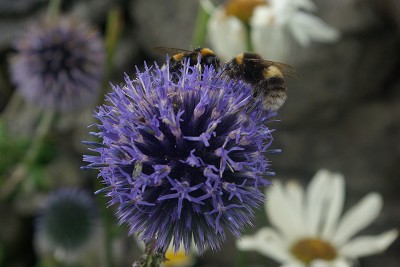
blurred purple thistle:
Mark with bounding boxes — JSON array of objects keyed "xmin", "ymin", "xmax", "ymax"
[
  {"xmin": 36, "ymin": 187, "xmax": 98, "ymax": 251},
  {"xmin": 10, "ymin": 17, "xmax": 104, "ymax": 111}
]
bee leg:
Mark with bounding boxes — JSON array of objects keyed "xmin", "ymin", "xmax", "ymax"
[
  {"xmin": 245, "ymin": 85, "xmax": 262, "ymax": 115},
  {"xmin": 245, "ymin": 98, "xmax": 260, "ymax": 115}
]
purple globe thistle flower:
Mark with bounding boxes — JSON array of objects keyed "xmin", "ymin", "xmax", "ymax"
[
  {"xmin": 10, "ymin": 18, "xmax": 104, "ymax": 111},
  {"xmin": 36, "ymin": 187, "xmax": 98, "ymax": 252},
  {"xmin": 83, "ymin": 60, "xmax": 278, "ymax": 253}
]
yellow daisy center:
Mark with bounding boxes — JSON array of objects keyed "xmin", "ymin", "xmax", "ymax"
[
  {"xmin": 290, "ymin": 238, "xmax": 337, "ymax": 264},
  {"xmin": 225, "ymin": 0, "xmax": 268, "ymax": 24},
  {"xmin": 163, "ymin": 248, "xmax": 191, "ymax": 267}
]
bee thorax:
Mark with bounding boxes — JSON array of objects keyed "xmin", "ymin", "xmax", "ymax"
[{"xmin": 263, "ymin": 66, "xmax": 284, "ymax": 79}]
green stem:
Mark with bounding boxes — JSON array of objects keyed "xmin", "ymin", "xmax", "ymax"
[
  {"xmin": 132, "ymin": 239, "xmax": 166, "ymax": 267},
  {"xmin": 97, "ymin": 7, "xmax": 123, "ymax": 107},
  {"xmin": 1, "ymin": 92, "xmax": 23, "ymax": 122},
  {"xmin": 25, "ymin": 110, "xmax": 54, "ymax": 164},
  {"xmin": 105, "ymin": 7, "xmax": 123, "ymax": 80},
  {"xmin": 0, "ymin": 110, "xmax": 55, "ymax": 199},
  {"xmin": 235, "ymin": 250, "xmax": 246, "ymax": 267},
  {"xmin": 245, "ymin": 24, "xmax": 253, "ymax": 52},
  {"xmin": 95, "ymin": 180, "xmax": 115, "ymax": 267},
  {"xmin": 41, "ymin": 255, "xmax": 64, "ymax": 267},
  {"xmin": 47, "ymin": 0, "xmax": 61, "ymax": 23},
  {"xmin": 192, "ymin": 2, "xmax": 210, "ymax": 48}
]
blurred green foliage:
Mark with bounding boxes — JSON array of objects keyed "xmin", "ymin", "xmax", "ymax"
[
  {"xmin": 0, "ymin": 119, "xmax": 56, "ymax": 191},
  {"xmin": 0, "ymin": 242, "xmax": 4, "ymax": 267},
  {"xmin": 0, "ymin": 120, "xmax": 30, "ymax": 181}
]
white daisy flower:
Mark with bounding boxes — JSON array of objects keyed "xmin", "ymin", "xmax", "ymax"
[
  {"xmin": 204, "ymin": 0, "xmax": 340, "ymax": 62},
  {"xmin": 236, "ymin": 169, "xmax": 398, "ymax": 267}
]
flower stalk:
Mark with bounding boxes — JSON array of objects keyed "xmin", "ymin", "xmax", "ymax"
[
  {"xmin": 47, "ymin": 0, "xmax": 61, "ymax": 24},
  {"xmin": 132, "ymin": 239, "xmax": 166, "ymax": 267},
  {"xmin": 192, "ymin": 2, "xmax": 210, "ymax": 47},
  {"xmin": 95, "ymin": 179, "xmax": 115, "ymax": 267},
  {"xmin": 105, "ymin": 7, "xmax": 123, "ymax": 80},
  {"xmin": 1, "ymin": 93, "xmax": 23, "ymax": 123},
  {"xmin": 245, "ymin": 24, "xmax": 253, "ymax": 52},
  {"xmin": 0, "ymin": 110, "xmax": 55, "ymax": 199}
]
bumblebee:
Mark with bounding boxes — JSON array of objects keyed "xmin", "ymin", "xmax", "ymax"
[
  {"xmin": 154, "ymin": 47, "xmax": 221, "ymax": 78},
  {"xmin": 225, "ymin": 52, "xmax": 294, "ymax": 111}
]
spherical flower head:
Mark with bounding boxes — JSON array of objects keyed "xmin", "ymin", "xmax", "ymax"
[
  {"xmin": 36, "ymin": 188, "xmax": 99, "ymax": 251},
  {"xmin": 83, "ymin": 59, "xmax": 278, "ymax": 253},
  {"xmin": 10, "ymin": 17, "xmax": 104, "ymax": 111}
]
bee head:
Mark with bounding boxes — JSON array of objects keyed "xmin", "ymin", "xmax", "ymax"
[
  {"xmin": 224, "ymin": 57, "xmax": 236, "ymax": 70},
  {"xmin": 198, "ymin": 48, "xmax": 220, "ymax": 71},
  {"xmin": 204, "ymin": 54, "xmax": 220, "ymax": 70}
]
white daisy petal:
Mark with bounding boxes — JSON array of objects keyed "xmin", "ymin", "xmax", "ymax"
[
  {"xmin": 286, "ymin": 180, "xmax": 305, "ymax": 230},
  {"xmin": 333, "ymin": 193, "xmax": 383, "ymax": 245},
  {"xmin": 339, "ymin": 229, "xmax": 398, "ymax": 258},
  {"xmin": 310, "ymin": 259, "xmax": 328, "ymax": 267},
  {"xmin": 290, "ymin": 12, "xmax": 340, "ymax": 46},
  {"xmin": 321, "ymin": 173, "xmax": 345, "ymax": 240},
  {"xmin": 332, "ymin": 259, "xmax": 352, "ymax": 267},
  {"xmin": 199, "ymin": 0, "xmax": 215, "ymax": 14},
  {"xmin": 282, "ymin": 262, "xmax": 305, "ymax": 267},
  {"xmin": 207, "ymin": 7, "xmax": 246, "ymax": 60},
  {"xmin": 251, "ymin": 5, "xmax": 293, "ymax": 61},
  {"xmin": 251, "ymin": 24, "xmax": 293, "ymax": 62},
  {"xmin": 270, "ymin": 0, "xmax": 296, "ymax": 25},
  {"xmin": 251, "ymin": 6, "xmax": 275, "ymax": 28},
  {"xmin": 267, "ymin": 181, "xmax": 303, "ymax": 241},
  {"xmin": 311, "ymin": 259, "xmax": 331, "ymax": 267},
  {"xmin": 289, "ymin": 21, "xmax": 311, "ymax": 47},
  {"xmin": 236, "ymin": 227, "xmax": 291, "ymax": 262},
  {"xmin": 311, "ymin": 258, "xmax": 350, "ymax": 267},
  {"xmin": 306, "ymin": 169, "xmax": 332, "ymax": 236},
  {"xmin": 293, "ymin": 0, "xmax": 317, "ymax": 11}
]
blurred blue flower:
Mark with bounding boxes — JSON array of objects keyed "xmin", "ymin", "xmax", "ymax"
[
  {"xmin": 10, "ymin": 18, "xmax": 104, "ymax": 111},
  {"xmin": 83, "ymin": 60, "xmax": 278, "ymax": 253},
  {"xmin": 36, "ymin": 188, "xmax": 98, "ymax": 252}
]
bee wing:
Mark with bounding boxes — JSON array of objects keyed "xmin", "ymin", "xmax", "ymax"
[
  {"xmin": 153, "ymin": 47, "xmax": 192, "ymax": 56},
  {"xmin": 266, "ymin": 61, "xmax": 296, "ymax": 78},
  {"xmin": 247, "ymin": 58, "xmax": 297, "ymax": 78}
]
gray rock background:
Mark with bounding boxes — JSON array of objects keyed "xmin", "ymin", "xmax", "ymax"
[{"xmin": 0, "ymin": 0, "xmax": 399, "ymax": 266}]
